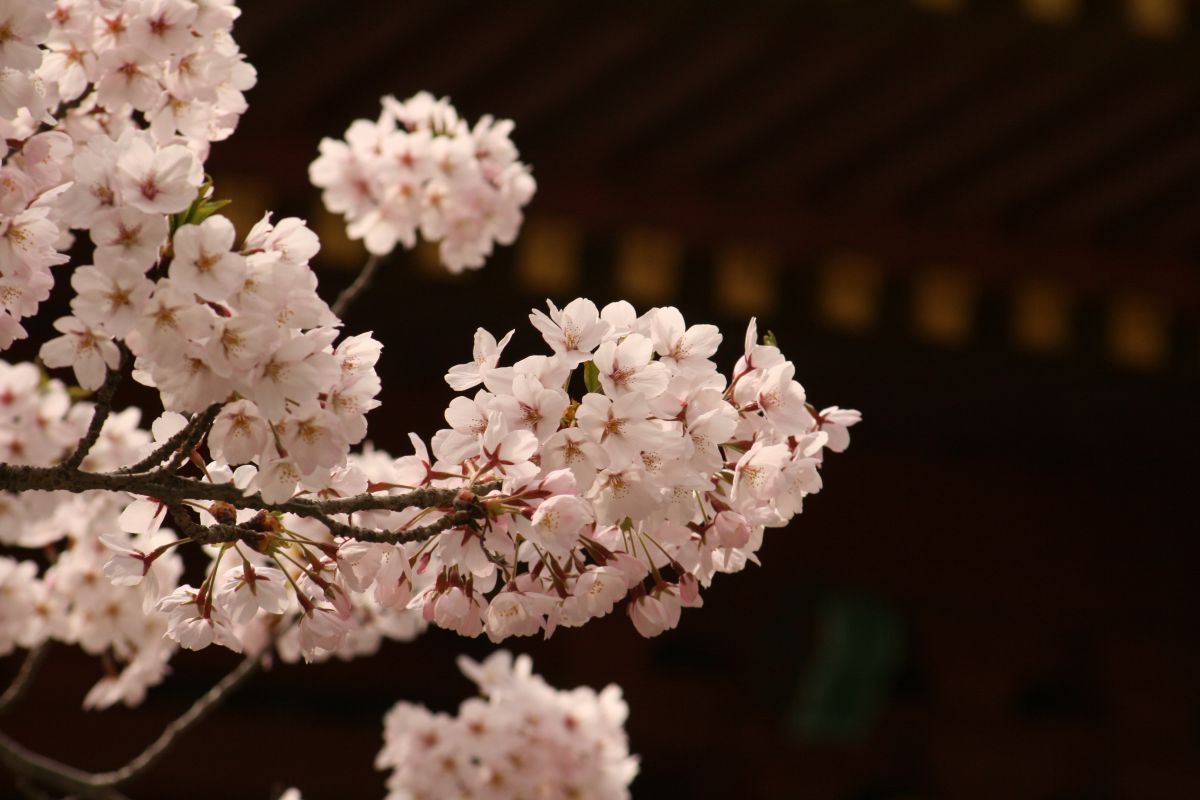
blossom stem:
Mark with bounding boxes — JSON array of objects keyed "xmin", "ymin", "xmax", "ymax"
[
  {"xmin": 272, "ymin": 554, "xmax": 310, "ymax": 600},
  {"xmin": 275, "ymin": 550, "xmax": 318, "ymax": 582}
]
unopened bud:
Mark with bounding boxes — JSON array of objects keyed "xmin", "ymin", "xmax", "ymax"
[{"xmin": 209, "ymin": 501, "xmax": 237, "ymax": 525}]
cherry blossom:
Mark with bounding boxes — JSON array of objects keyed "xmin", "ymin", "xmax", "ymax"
[
  {"xmin": 445, "ymin": 326, "xmax": 514, "ymax": 391},
  {"xmin": 530, "ymin": 297, "xmax": 610, "ymax": 366},
  {"xmin": 169, "ymin": 214, "xmax": 244, "ymax": 300},
  {"xmin": 39, "ymin": 315, "xmax": 121, "ymax": 390}
]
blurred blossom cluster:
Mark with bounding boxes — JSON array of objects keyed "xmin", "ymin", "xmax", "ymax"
[
  {"xmin": 309, "ymin": 92, "xmax": 536, "ymax": 273},
  {"xmin": 378, "ymin": 651, "xmax": 637, "ymax": 800}
]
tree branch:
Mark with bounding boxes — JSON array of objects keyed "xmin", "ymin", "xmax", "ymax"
[
  {"xmin": 0, "ymin": 731, "xmax": 130, "ymax": 800},
  {"xmin": 14, "ymin": 774, "xmax": 56, "ymax": 800},
  {"xmin": 167, "ymin": 493, "xmax": 489, "ymax": 547},
  {"xmin": 0, "ymin": 646, "xmax": 47, "ymax": 717},
  {"xmin": 159, "ymin": 403, "xmax": 222, "ymax": 474},
  {"xmin": 116, "ymin": 404, "xmax": 222, "ymax": 475},
  {"xmin": 316, "ymin": 506, "xmax": 484, "ymax": 544},
  {"xmin": 331, "ymin": 254, "xmax": 382, "ymax": 319},
  {"xmin": 0, "ymin": 635, "xmax": 282, "ymax": 798},
  {"xmin": 61, "ymin": 347, "xmax": 131, "ymax": 471},
  {"xmin": 0, "ymin": 464, "xmax": 498, "ymax": 546},
  {"xmin": 94, "ymin": 647, "xmax": 269, "ymax": 787}
]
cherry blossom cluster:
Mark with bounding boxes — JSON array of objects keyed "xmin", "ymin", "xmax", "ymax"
[
  {"xmin": 378, "ymin": 651, "xmax": 636, "ymax": 800},
  {"xmin": 0, "ymin": 360, "xmax": 183, "ymax": 708},
  {"xmin": 0, "ymin": 0, "xmax": 255, "ymax": 351},
  {"xmin": 95, "ymin": 298, "xmax": 859, "ymax": 664},
  {"xmin": 27, "ymin": 197, "xmax": 414, "ymax": 667},
  {"xmin": 329, "ymin": 299, "xmax": 861, "ymax": 643},
  {"xmin": 147, "ymin": 454, "xmax": 432, "ymax": 666},
  {"xmin": 2, "ymin": 295, "xmax": 860, "ymax": 678},
  {"xmin": 0, "ymin": 353, "xmax": 422, "ymax": 702},
  {"xmin": 38, "ymin": 0, "xmax": 255, "ymax": 156},
  {"xmin": 38, "ymin": 205, "xmax": 387, "ymax": 502},
  {"xmin": 309, "ymin": 92, "xmax": 536, "ymax": 273},
  {"xmin": 0, "ymin": 1, "xmax": 861, "ymax": 767}
]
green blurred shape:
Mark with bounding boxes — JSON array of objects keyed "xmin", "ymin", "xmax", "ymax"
[{"xmin": 789, "ymin": 592, "xmax": 904, "ymax": 743}]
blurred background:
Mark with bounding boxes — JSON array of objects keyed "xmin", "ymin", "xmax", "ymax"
[{"xmin": 4, "ymin": 0, "xmax": 1200, "ymax": 797}]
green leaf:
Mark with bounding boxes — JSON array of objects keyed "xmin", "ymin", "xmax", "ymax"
[
  {"xmin": 190, "ymin": 197, "xmax": 232, "ymax": 225},
  {"xmin": 168, "ymin": 178, "xmax": 227, "ymax": 234},
  {"xmin": 583, "ymin": 361, "xmax": 602, "ymax": 394}
]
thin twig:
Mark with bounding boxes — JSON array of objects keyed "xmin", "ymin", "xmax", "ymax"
[
  {"xmin": 167, "ymin": 497, "xmax": 483, "ymax": 547},
  {"xmin": 330, "ymin": 254, "xmax": 382, "ymax": 318},
  {"xmin": 0, "ymin": 646, "xmax": 48, "ymax": 716},
  {"xmin": 61, "ymin": 347, "xmax": 130, "ymax": 471},
  {"xmin": 116, "ymin": 404, "xmax": 221, "ymax": 474},
  {"xmin": 0, "ymin": 637, "xmax": 280, "ymax": 798},
  {"xmin": 160, "ymin": 403, "xmax": 222, "ymax": 474},
  {"xmin": 316, "ymin": 507, "xmax": 483, "ymax": 544},
  {"xmin": 95, "ymin": 647, "xmax": 268, "ymax": 787}
]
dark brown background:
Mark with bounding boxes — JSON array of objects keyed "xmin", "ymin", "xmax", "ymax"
[{"xmin": 3, "ymin": 1, "xmax": 1199, "ymax": 798}]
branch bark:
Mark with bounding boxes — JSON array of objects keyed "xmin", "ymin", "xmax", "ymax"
[
  {"xmin": 0, "ymin": 462, "xmax": 498, "ymax": 547},
  {"xmin": 160, "ymin": 403, "xmax": 222, "ymax": 474},
  {"xmin": 0, "ymin": 730, "xmax": 131, "ymax": 800}
]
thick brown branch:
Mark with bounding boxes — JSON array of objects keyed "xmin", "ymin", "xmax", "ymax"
[
  {"xmin": 300, "ymin": 483, "xmax": 499, "ymax": 515},
  {"xmin": 166, "ymin": 504, "xmax": 251, "ymax": 545},
  {"xmin": 169, "ymin": 496, "xmax": 487, "ymax": 547},
  {"xmin": 0, "ymin": 462, "xmax": 495, "ymax": 521},
  {"xmin": 319, "ymin": 507, "xmax": 483, "ymax": 544},
  {"xmin": 14, "ymin": 775, "xmax": 56, "ymax": 800},
  {"xmin": 0, "ymin": 462, "xmax": 499, "ymax": 551}
]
